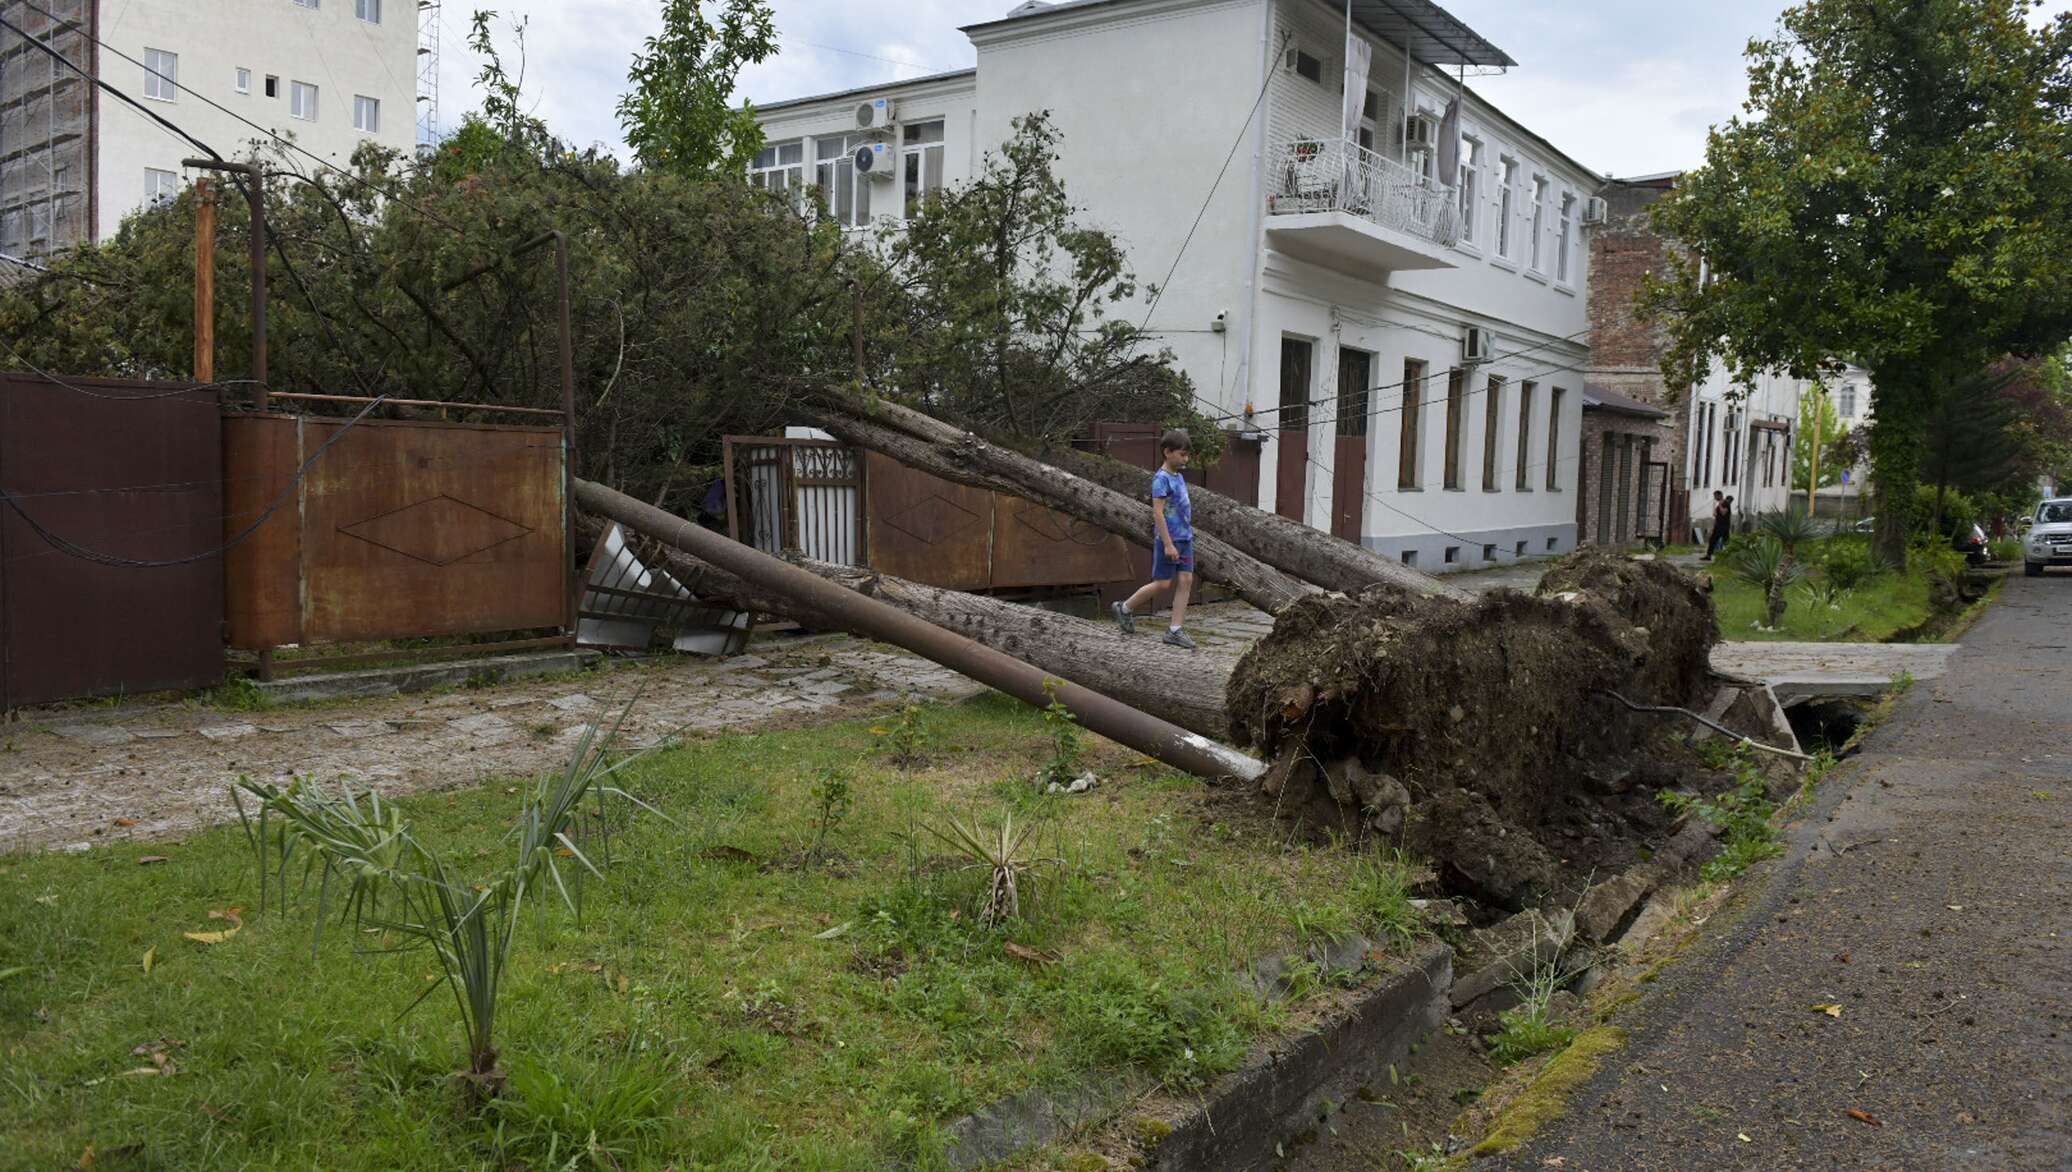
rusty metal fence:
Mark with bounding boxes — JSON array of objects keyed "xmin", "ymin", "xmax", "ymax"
[
  {"xmin": 1, "ymin": 373, "xmax": 225, "ymax": 709},
  {"xmin": 722, "ymin": 436, "xmax": 868, "ymax": 566}
]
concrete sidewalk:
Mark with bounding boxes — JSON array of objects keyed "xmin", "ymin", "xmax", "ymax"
[{"xmin": 1490, "ymin": 571, "xmax": 2072, "ymax": 1169}]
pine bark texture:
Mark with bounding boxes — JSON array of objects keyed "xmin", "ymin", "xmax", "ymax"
[
  {"xmin": 1034, "ymin": 443, "xmax": 1471, "ymax": 602},
  {"xmin": 802, "ymin": 398, "xmax": 1320, "ymax": 614}
]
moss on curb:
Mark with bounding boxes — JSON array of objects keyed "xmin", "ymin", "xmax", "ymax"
[{"xmin": 1468, "ymin": 1026, "xmax": 1627, "ymax": 1158}]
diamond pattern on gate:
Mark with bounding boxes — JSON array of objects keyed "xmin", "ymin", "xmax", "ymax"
[
  {"xmin": 337, "ymin": 494, "xmax": 533, "ymax": 566},
  {"xmin": 882, "ymin": 494, "xmax": 982, "ymax": 546}
]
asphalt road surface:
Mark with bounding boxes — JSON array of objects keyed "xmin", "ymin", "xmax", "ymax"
[{"xmin": 1491, "ymin": 570, "xmax": 2072, "ymax": 1170}]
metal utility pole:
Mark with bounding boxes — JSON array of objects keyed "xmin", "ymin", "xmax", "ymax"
[{"xmin": 182, "ymin": 158, "xmax": 265, "ymax": 408}]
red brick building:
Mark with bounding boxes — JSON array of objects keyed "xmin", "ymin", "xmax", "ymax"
[{"xmin": 1581, "ymin": 174, "xmax": 1691, "ymax": 546}]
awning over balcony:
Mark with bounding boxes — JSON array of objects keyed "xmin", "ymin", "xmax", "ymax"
[{"xmin": 1351, "ymin": 0, "xmax": 1515, "ymax": 68}]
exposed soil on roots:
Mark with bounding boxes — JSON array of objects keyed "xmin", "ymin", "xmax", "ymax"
[{"xmin": 1226, "ymin": 549, "xmax": 1720, "ymax": 912}]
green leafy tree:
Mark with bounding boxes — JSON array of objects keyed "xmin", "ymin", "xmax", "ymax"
[
  {"xmin": 885, "ymin": 112, "xmax": 1206, "ymax": 446},
  {"xmin": 1642, "ymin": 0, "xmax": 2072, "ymax": 564},
  {"xmin": 617, "ymin": 0, "xmax": 777, "ymax": 177}
]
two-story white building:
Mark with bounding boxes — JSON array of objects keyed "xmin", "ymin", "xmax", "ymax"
[
  {"xmin": 752, "ymin": 0, "xmax": 1603, "ymax": 570},
  {"xmin": 1, "ymin": 0, "xmax": 419, "ymax": 261}
]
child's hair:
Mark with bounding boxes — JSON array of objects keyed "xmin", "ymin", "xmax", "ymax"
[{"xmin": 1160, "ymin": 428, "xmax": 1191, "ymax": 455}]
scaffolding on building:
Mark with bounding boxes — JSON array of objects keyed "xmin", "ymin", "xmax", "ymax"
[
  {"xmin": 0, "ymin": 0, "xmax": 92, "ymax": 269},
  {"xmin": 415, "ymin": 0, "xmax": 440, "ymax": 150}
]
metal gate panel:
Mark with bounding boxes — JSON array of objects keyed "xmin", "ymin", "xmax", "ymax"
[
  {"xmin": 1, "ymin": 373, "xmax": 224, "ymax": 708},
  {"xmin": 862, "ymin": 450, "xmax": 992, "ymax": 590},
  {"xmin": 223, "ymin": 413, "xmax": 567, "ymax": 648}
]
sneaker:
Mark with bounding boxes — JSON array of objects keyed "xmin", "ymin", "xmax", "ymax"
[
  {"xmin": 1111, "ymin": 601, "xmax": 1135, "ymax": 634},
  {"xmin": 1162, "ymin": 628, "xmax": 1196, "ymax": 650}
]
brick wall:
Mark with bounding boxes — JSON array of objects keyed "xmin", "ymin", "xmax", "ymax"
[
  {"xmin": 1585, "ymin": 176, "xmax": 1693, "ymax": 542},
  {"xmin": 1578, "ymin": 410, "xmax": 1677, "ymax": 548}
]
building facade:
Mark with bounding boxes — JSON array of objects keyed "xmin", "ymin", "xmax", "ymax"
[
  {"xmin": 1, "ymin": 0, "xmax": 418, "ymax": 264},
  {"xmin": 753, "ymin": 0, "xmax": 1602, "ymax": 570}
]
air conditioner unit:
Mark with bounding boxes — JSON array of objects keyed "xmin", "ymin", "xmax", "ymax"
[
  {"xmin": 1581, "ymin": 195, "xmax": 1609, "ymax": 225},
  {"xmin": 1404, "ymin": 113, "xmax": 1437, "ymax": 150},
  {"xmin": 855, "ymin": 97, "xmax": 897, "ymax": 131},
  {"xmin": 1463, "ymin": 326, "xmax": 1495, "ymax": 365},
  {"xmin": 854, "ymin": 141, "xmax": 896, "ymax": 182}
]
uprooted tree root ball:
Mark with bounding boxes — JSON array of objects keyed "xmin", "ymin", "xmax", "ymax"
[{"xmin": 1226, "ymin": 549, "xmax": 1720, "ymax": 911}]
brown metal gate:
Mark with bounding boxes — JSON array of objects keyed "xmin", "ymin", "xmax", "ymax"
[
  {"xmin": 221, "ymin": 413, "xmax": 569, "ymax": 651},
  {"xmin": 1636, "ymin": 460, "xmax": 1669, "ymax": 543},
  {"xmin": 1, "ymin": 373, "xmax": 225, "ymax": 709}
]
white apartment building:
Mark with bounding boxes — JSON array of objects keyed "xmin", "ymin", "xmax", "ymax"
[
  {"xmin": 1684, "ymin": 363, "xmax": 1802, "ymax": 535},
  {"xmin": 752, "ymin": 0, "xmax": 1602, "ymax": 569},
  {"xmin": 1, "ymin": 0, "xmax": 418, "ymax": 261}
]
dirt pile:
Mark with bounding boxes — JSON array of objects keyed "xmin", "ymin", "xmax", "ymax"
[{"xmin": 1225, "ymin": 549, "xmax": 1719, "ymax": 910}]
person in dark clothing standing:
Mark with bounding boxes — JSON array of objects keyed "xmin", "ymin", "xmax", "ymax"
[{"xmin": 1703, "ymin": 490, "xmax": 1728, "ymax": 559}]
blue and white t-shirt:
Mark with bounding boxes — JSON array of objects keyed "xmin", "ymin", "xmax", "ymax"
[{"xmin": 1152, "ymin": 468, "xmax": 1193, "ymax": 543}]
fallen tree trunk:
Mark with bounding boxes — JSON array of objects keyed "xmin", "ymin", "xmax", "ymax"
[
  {"xmin": 574, "ymin": 479, "xmax": 1263, "ymax": 782},
  {"xmin": 580, "ymin": 514, "xmax": 1236, "ymax": 740},
  {"xmin": 1035, "ymin": 442, "xmax": 1470, "ymax": 602},
  {"xmin": 801, "ymin": 398, "xmax": 1320, "ymax": 614}
]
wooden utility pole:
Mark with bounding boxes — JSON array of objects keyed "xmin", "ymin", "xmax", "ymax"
[{"xmin": 194, "ymin": 178, "xmax": 216, "ymax": 387}]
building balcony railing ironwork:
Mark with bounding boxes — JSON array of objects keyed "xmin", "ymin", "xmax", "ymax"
[{"xmin": 1266, "ymin": 136, "xmax": 1463, "ymax": 253}]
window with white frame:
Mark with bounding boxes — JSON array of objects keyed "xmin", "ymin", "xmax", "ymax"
[
  {"xmin": 356, "ymin": 0, "xmax": 381, "ymax": 22},
  {"xmin": 1529, "ymin": 175, "xmax": 1549, "ymax": 271},
  {"xmin": 143, "ymin": 48, "xmax": 177, "ymax": 102},
  {"xmin": 1457, "ymin": 137, "xmax": 1480, "ymax": 244},
  {"xmin": 1556, "ymin": 191, "xmax": 1574, "ymax": 282},
  {"xmin": 1838, "ymin": 382, "xmax": 1857, "ymax": 417},
  {"xmin": 1497, "ymin": 156, "xmax": 1517, "ymax": 259},
  {"xmin": 812, "ymin": 135, "xmax": 872, "ymax": 227},
  {"xmin": 903, "ymin": 120, "xmax": 945, "ymax": 217},
  {"xmin": 353, "ymin": 95, "xmax": 379, "ymax": 132},
  {"xmin": 749, "ymin": 140, "xmax": 803, "ymax": 194},
  {"xmin": 291, "ymin": 81, "xmax": 318, "ymax": 121},
  {"xmin": 1356, "ymin": 89, "xmax": 1381, "ymax": 153},
  {"xmin": 235, "ymin": 67, "xmax": 251, "ymax": 94},
  {"xmin": 144, "ymin": 167, "xmax": 180, "ymax": 208}
]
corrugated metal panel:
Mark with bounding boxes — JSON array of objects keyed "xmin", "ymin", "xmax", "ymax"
[{"xmin": 0, "ymin": 373, "xmax": 224, "ymax": 707}]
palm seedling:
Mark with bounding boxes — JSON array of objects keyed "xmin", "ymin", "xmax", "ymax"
[
  {"xmin": 1728, "ymin": 535, "xmax": 1805, "ymax": 629},
  {"xmin": 926, "ymin": 810, "xmax": 1058, "ymax": 926},
  {"xmin": 235, "ymin": 699, "xmax": 664, "ymax": 1101}
]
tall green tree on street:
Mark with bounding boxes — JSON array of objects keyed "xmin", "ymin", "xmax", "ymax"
[
  {"xmin": 1642, "ymin": 0, "xmax": 2072, "ymax": 563},
  {"xmin": 617, "ymin": 0, "xmax": 778, "ymax": 177}
]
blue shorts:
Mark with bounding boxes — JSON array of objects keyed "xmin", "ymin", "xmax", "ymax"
[{"xmin": 1152, "ymin": 539, "xmax": 1194, "ymax": 581}]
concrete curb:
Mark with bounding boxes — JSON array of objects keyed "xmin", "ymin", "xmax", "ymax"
[
  {"xmin": 1145, "ymin": 941, "xmax": 1454, "ymax": 1171},
  {"xmin": 256, "ymin": 650, "xmax": 600, "ymax": 704}
]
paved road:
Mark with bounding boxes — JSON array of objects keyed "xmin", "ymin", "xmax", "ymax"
[{"xmin": 1492, "ymin": 571, "xmax": 2072, "ymax": 1170}]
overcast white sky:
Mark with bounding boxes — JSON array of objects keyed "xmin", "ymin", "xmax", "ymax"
[{"xmin": 432, "ymin": 0, "xmax": 1805, "ymax": 177}]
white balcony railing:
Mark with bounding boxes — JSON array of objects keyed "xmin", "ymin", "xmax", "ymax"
[{"xmin": 1266, "ymin": 137, "xmax": 1463, "ymax": 250}]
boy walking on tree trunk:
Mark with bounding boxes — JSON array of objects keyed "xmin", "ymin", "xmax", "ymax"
[{"xmin": 1112, "ymin": 429, "xmax": 1198, "ymax": 650}]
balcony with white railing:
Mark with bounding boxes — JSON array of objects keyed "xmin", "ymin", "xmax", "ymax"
[{"xmin": 1264, "ymin": 137, "xmax": 1462, "ymax": 277}]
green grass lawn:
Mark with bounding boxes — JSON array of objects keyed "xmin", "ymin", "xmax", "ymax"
[
  {"xmin": 1700, "ymin": 553, "xmax": 1934, "ymax": 641},
  {"xmin": 0, "ymin": 694, "xmax": 1421, "ymax": 1170}
]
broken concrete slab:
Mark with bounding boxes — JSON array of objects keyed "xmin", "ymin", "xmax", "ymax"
[
  {"xmin": 1450, "ymin": 908, "xmax": 1576, "ymax": 1009},
  {"xmin": 49, "ymin": 725, "xmax": 137, "ymax": 748},
  {"xmin": 546, "ymin": 693, "xmax": 600, "ymax": 712},
  {"xmin": 196, "ymin": 724, "xmax": 259, "ymax": 742}
]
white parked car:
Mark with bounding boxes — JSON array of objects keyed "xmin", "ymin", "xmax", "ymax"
[{"xmin": 2024, "ymin": 498, "xmax": 2072, "ymax": 577}]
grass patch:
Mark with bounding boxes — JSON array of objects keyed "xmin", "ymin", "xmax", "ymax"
[
  {"xmin": 1469, "ymin": 1026, "xmax": 1627, "ymax": 1156},
  {"xmin": 1703, "ymin": 557, "xmax": 1932, "ymax": 641},
  {"xmin": 0, "ymin": 693, "xmax": 1425, "ymax": 1169}
]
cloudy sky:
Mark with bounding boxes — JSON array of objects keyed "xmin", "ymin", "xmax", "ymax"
[{"xmin": 431, "ymin": 0, "xmax": 1802, "ymax": 177}]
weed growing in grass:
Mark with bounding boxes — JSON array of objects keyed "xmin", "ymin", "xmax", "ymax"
[
  {"xmin": 1036, "ymin": 678, "xmax": 1085, "ymax": 786},
  {"xmin": 806, "ymin": 767, "xmax": 854, "ymax": 866},
  {"xmin": 1288, "ymin": 900, "xmax": 1357, "ymax": 948},
  {"xmin": 1485, "ymin": 910, "xmax": 1581, "ymax": 1064},
  {"xmin": 1346, "ymin": 850, "xmax": 1421, "ymax": 947},
  {"xmin": 212, "ymin": 675, "xmax": 268, "ymax": 711},
  {"xmin": 871, "ymin": 704, "xmax": 932, "ymax": 769},
  {"xmin": 1659, "ymin": 745, "xmax": 1782, "ymax": 882},
  {"xmin": 488, "ymin": 1055, "xmax": 672, "ymax": 1166},
  {"xmin": 1057, "ymin": 953, "xmax": 1249, "ymax": 1090}
]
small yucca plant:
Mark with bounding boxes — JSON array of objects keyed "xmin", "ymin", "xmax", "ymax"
[
  {"xmin": 236, "ymin": 698, "xmax": 663, "ymax": 1101},
  {"xmin": 1729, "ymin": 535, "xmax": 1805, "ymax": 629},
  {"xmin": 926, "ymin": 811, "xmax": 1057, "ymax": 926}
]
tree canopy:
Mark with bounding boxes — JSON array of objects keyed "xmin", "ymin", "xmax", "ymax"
[{"xmin": 1642, "ymin": 0, "xmax": 2072, "ymax": 558}]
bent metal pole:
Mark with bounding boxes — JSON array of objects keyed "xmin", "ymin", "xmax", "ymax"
[{"xmin": 572, "ymin": 479, "xmax": 1265, "ymax": 784}]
